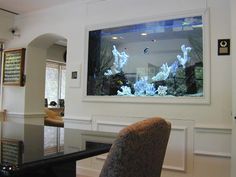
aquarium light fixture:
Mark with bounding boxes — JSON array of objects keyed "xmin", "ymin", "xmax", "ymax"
[
  {"xmin": 182, "ymin": 22, "xmax": 191, "ymax": 26},
  {"xmin": 112, "ymin": 36, "xmax": 118, "ymax": 40},
  {"xmin": 141, "ymin": 33, "xmax": 147, "ymax": 36},
  {"xmin": 192, "ymin": 24, "xmax": 203, "ymax": 28}
]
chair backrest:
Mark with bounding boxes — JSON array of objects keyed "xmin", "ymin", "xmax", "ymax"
[{"xmin": 99, "ymin": 117, "xmax": 171, "ymax": 177}]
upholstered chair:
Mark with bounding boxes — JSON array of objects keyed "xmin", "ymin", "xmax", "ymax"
[
  {"xmin": 99, "ymin": 117, "xmax": 171, "ymax": 177},
  {"xmin": 0, "ymin": 109, "xmax": 7, "ymax": 121},
  {"xmin": 44, "ymin": 108, "xmax": 64, "ymax": 127}
]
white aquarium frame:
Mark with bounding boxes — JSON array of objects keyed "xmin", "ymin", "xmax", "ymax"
[{"xmin": 83, "ymin": 9, "xmax": 210, "ymax": 104}]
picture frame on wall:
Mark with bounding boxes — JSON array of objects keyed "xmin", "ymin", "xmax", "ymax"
[{"xmin": 2, "ymin": 48, "xmax": 26, "ymax": 86}]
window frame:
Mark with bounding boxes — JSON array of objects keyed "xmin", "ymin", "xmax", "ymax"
[
  {"xmin": 45, "ymin": 60, "xmax": 66, "ymax": 105},
  {"xmin": 83, "ymin": 9, "xmax": 210, "ymax": 104}
]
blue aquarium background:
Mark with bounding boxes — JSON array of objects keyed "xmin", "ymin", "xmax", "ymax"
[{"xmin": 87, "ymin": 15, "xmax": 203, "ymax": 97}]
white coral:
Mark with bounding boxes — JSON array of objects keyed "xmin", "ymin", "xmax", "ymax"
[
  {"xmin": 104, "ymin": 45, "xmax": 129, "ymax": 76},
  {"xmin": 157, "ymin": 85, "xmax": 168, "ymax": 96},
  {"xmin": 177, "ymin": 44, "xmax": 192, "ymax": 68},
  {"xmin": 112, "ymin": 45, "xmax": 129, "ymax": 72},
  {"xmin": 117, "ymin": 86, "xmax": 132, "ymax": 96},
  {"xmin": 152, "ymin": 63, "xmax": 171, "ymax": 81},
  {"xmin": 104, "ymin": 69, "xmax": 113, "ymax": 76}
]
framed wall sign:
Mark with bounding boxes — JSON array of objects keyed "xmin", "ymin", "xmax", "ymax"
[
  {"xmin": 218, "ymin": 39, "xmax": 230, "ymax": 55},
  {"xmin": 2, "ymin": 48, "xmax": 25, "ymax": 86}
]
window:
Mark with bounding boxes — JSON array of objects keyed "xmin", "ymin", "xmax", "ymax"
[
  {"xmin": 87, "ymin": 16, "xmax": 203, "ymax": 97},
  {"xmin": 84, "ymin": 10, "xmax": 210, "ymax": 104},
  {"xmin": 45, "ymin": 61, "xmax": 66, "ymax": 106}
]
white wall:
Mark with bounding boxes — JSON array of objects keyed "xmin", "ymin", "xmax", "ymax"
[
  {"xmin": 69, "ymin": 0, "xmax": 230, "ymax": 126},
  {"xmin": 5, "ymin": 0, "xmax": 230, "ymax": 125},
  {"xmin": 24, "ymin": 46, "xmax": 46, "ymax": 114},
  {"xmin": 0, "ymin": 10, "xmax": 15, "ymax": 42},
  {"xmin": 231, "ymin": 0, "xmax": 236, "ymax": 176},
  {"xmin": 2, "ymin": 0, "xmax": 232, "ymax": 177}
]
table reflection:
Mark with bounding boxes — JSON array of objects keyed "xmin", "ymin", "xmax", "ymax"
[{"xmin": 0, "ymin": 122, "xmax": 115, "ymax": 177}]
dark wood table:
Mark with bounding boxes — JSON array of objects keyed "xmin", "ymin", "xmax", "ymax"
[{"xmin": 0, "ymin": 122, "xmax": 114, "ymax": 177}]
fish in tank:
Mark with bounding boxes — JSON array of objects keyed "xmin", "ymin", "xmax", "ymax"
[{"xmin": 87, "ymin": 15, "xmax": 203, "ymax": 97}]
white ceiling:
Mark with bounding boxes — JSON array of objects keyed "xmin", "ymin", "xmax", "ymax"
[{"xmin": 0, "ymin": 0, "xmax": 86, "ymax": 14}]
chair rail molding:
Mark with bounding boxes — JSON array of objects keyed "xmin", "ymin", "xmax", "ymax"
[{"xmin": 64, "ymin": 116, "xmax": 92, "ymax": 130}]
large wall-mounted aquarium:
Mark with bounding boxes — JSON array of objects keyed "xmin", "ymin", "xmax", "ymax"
[{"xmin": 84, "ymin": 10, "xmax": 210, "ymax": 104}]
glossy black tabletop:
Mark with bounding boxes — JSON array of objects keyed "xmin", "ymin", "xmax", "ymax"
[{"xmin": 0, "ymin": 122, "xmax": 115, "ymax": 177}]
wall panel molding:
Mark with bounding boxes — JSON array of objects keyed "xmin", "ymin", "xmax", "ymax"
[
  {"xmin": 194, "ymin": 126, "xmax": 231, "ymax": 158},
  {"xmin": 96, "ymin": 120, "xmax": 130, "ymax": 132},
  {"xmin": 64, "ymin": 116, "xmax": 92, "ymax": 130},
  {"xmin": 163, "ymin": 126, "xmax": 187, "ymax": 172},
  {"xmin": 7, "ymin": 112, "xmax": 44, "ymax": 124},
  {"xmin": 66, "ymin": 116, "xmax": 231, "ymax": 176}
]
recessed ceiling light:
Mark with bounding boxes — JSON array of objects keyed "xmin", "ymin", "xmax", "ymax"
[
  {"xmin": 141, "ymin": 33, "xmax": 147, "ymax": 36},
  {"xmin": 112, "ymin": 36, "xmax": 118, "ymax": 40}
]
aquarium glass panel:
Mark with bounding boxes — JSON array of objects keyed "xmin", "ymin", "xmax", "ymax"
[{"xmin": 87, "ymin": 15, "xmax": 203, "ymax": 97}]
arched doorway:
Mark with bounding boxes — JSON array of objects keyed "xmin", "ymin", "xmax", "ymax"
[{"xmin": 26, "ymin": 33, "xmax": 67, "ymax": 124}]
